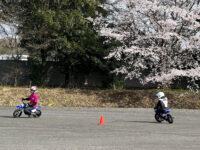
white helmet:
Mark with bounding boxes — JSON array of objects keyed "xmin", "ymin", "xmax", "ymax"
[
  {"xmin": 156, "ymin": 92, "xmax": 165, "ymax": 99},
  {"xmin": 30, "ymin": 86, "xmax": 37, "ymax": 93}
]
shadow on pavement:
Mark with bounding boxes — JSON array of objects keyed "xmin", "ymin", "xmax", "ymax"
[
  {"xmin": 0, "ymin": 116, "xmax": 27, "ymax": 118},
  {"xmin": 126, "ymin": 120, "xmax": 157, "ymax": 124},
  {"xmin": 112, "ymin": 120, "xmax": 158, "ymax": 124}
]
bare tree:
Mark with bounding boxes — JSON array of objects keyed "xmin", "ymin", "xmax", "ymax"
[{"xmin": 0, "ymin": 0, "xmax": 23, "ymax": 57}]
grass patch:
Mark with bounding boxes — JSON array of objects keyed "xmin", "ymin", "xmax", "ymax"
[{"xmin": 0, "ymin": 87, "xmax": 199, "ymax": 109}]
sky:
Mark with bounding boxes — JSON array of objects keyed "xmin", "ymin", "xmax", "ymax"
[{"xmin": 0, "ymin": 23, "xmax": 16, "ymax": 39}]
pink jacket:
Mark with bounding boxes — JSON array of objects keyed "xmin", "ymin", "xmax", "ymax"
[{"xmin": 29, "ymin": 94, "xmax": 38, "ymax": 108}]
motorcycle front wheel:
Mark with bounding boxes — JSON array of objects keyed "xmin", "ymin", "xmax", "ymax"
[
  {"xmin": 167, "ymin": 114, "xmax": 173, "ymax": 124},
  {"xmin": 13, "ymin": 109, "xmax": 22, "ymax": 118},
  {"xmin": 36, "ymin": 109, "xmax": 42, "ymax": 118}
]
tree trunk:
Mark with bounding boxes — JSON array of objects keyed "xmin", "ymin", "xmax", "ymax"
[
  {"xmin": 65, "ymin": 71, "xmax": 70, "ymax": 88},
  {"xmin": 40, "ymin": 49, "xmax": 47, "ymax": 86}
]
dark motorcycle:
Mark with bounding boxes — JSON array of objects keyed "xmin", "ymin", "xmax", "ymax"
[
  {"xmin": 13, "ymin": 100, "xmax": 42, "ymax": 118},
  {"xmin": 154, "ymin": 109, "xmax": 173, "ymax": 124}
]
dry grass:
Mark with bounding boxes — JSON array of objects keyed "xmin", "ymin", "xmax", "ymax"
[{"xmin": 0, "ymin": 86, "xmax": 199, "ymax": 109}]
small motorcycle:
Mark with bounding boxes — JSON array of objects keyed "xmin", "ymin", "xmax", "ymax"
[
  {"xmin": 154, "ymin": 109, "xmax": 173, "ymax": 124},
  {"xmin": 13, "ymin": 100, "xmax": 42, "ymax": 118}
]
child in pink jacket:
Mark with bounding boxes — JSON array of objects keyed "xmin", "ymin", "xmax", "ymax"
[{"xmin": 22, "ymin": 86, "xmax": 38, "ymax": 117}]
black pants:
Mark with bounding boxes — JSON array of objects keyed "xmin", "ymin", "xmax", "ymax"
[
  {"xmin": 156, "ymin": 109, "xmax": 166, "ymax": 115},
  {"xmin": 24, "ymin": 106, "xmax": 34, "ymax": 115}
]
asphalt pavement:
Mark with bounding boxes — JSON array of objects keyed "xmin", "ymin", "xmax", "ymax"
[{"xmin": 0, "ymin": 107, "xmax": 200, "ymax": 150}]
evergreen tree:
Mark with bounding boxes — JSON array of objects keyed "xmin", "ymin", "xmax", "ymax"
[{"xmin": 17, "ymin": 0, "xmax": 114, "ymax": 87}]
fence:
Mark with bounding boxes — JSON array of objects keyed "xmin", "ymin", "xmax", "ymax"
[
  {"xmin": 0, "ymin": 60, "xmax": 108, "ymax": 87},
  {"xmin": 0, "ymin": 60, "xmax": 146, "ymax": 88},
  {"xmin": 0, "ymin": 60, "xmax": 197, "ymax": 89}
]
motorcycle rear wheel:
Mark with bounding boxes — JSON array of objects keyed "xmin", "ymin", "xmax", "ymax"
[
  {"xmin": 155, "ymin": 114, "xmax": 164, "ymax": 123},
  {"xmin": 13, "ymin": 109, "xmax": 22, "ymax": 118}
]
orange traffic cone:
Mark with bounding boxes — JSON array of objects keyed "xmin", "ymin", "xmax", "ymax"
[{"xmin": 99, "ymin": 115, "xmax": 104, "ymax": 125}]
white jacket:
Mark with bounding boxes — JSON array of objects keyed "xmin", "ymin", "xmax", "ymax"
[{"xmin": 159, "ymin": 97, "xmax": 168, "ymax": 108}]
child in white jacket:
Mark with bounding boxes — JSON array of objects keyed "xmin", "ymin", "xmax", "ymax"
[{"xmin": 154, "ymin": 92, "xmax": 169, "ymax": 117}]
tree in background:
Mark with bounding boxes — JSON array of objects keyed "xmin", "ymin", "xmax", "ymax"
[
  {"xmin": 99, "ymin": 0, "xmax": 200, "ymax": 90},
  {"xmin": 0, "ymin": 1, "xmax": 26, "ymax": 87},
  {"xmin": 0, "ymin": 0, "xmax": 23, "ymax": 56},
  {"xmin": 16, "ymin": 0, "xmax": 117, "ymax": 87}
]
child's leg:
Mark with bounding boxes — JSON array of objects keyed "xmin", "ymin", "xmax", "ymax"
[
  {"xmin": 161, "ymin": 110, "xmax": 167, "ymax": 117},
  {"xmin": 24, "ymin": 107, "xmax": 32, "ymax": 115}
]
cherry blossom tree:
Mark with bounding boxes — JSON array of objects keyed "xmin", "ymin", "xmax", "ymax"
[{"xmin": 98, "ymin": 0, "xmax": 200, "ymax": 90}]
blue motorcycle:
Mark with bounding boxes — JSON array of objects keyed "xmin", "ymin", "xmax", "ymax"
[
  {"xmin": 13, "ymin": 100, "xmax": 42, "ymax": 118},
  {"xmin": 154, "ymin": 109, "xmax": 173, "ymax": 124}
]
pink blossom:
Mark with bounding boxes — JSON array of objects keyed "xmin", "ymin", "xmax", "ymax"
[{"xmin": 97, "ymin": 0, "xmax": 200, "ymax": 89}]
